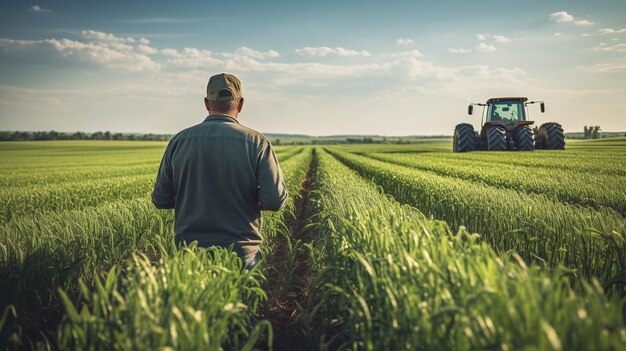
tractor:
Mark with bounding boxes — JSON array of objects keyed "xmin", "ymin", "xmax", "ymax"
[{"xmin": 453, "ymin": 97, "xmax": 565, "ymax": 152}]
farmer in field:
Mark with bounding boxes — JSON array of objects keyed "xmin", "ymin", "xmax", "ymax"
[{"xmin": 152, "ymin": 73, "xmax": 288, "ymax": 269}]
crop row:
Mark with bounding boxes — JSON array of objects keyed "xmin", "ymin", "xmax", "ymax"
[
  {"xmin": 0, "ymin": 145, "xmax": 302, "ymax": 190},
  {"xmin": 327, "ymin": 149, "xmax": 626, "ymax": 285},
  {"xmin": 0, "ymin": 198, "xmax": 174, "ymax": 348},
  {"xmin": 56, "ymin": 147, "xmax": 312, "ymax": 350},
  {"xmin": 301, "ymin": 149, "xmax": 625, "ymax": 350},
  {"xmin": 57, "ymin": 245, "xmax": 270, "ymax": 350},
  {"xmin": 337, "ymin": 142, "xmax": 626, "ymax": 176},
  {"xmin": 0, "ymin": 147, "xmax": 303, "ymax": 225},
  {"xmin": 0, "ymin": 147, "xmax": 311, "ymax": 349},
  {"xmin": 0, "ymin": 174, "xmax": 154, "ymax": 223},
  {"xmin": 364, "ymin": 152, "xmax": 626, "ymax": 216},
  {"xmin": 0, "ymin": 162, "xmax": 158, "ymax": 188},
  {"xmin": 393, "ymin": 148, "xmax": 626, "ymax": 177},
  {"xmin": 448, "ymin": 153, "xmax": 625, "ymax": 177}
]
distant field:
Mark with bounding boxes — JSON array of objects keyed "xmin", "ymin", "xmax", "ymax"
[{"xmin": 0, "ymin": 139, "xmax": 624, "ymax": 350}]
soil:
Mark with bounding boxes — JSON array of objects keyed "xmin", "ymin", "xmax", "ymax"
[{"xmin": 263, "ymin": 151, "xmax": 318, "ymax": 351}]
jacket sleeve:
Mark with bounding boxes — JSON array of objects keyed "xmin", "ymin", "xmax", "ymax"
[
  {"xmin": 256, "ymin": 143, "xmax": 288, "ymax": 211},
  {"xmin": 152, "ymin": 141, "xmax": 176, "ymax": 209}
]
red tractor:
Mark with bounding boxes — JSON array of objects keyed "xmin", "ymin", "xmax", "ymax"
[{"xmin": 453, "ymin": 97, "xmax": 565, "ymax": 152}]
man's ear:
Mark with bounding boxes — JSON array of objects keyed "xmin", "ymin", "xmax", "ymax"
[
  {"xmin": 204, "ymin": 98, "xmax": 211, "ymax": 113},
  {"xmin": 237, "ymin": 97, "xmax": 244, "ymax": 113}
]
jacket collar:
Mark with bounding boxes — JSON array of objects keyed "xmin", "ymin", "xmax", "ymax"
[{"xmin": 203, "ymin": 114, "xmax": 239, "ymax": 124}]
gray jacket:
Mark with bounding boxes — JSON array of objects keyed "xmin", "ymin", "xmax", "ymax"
[{"xmin": 152, "ymin": 114, "xmax": 288, "ymax": 260}]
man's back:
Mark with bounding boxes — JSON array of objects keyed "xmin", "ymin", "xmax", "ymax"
[{"xmin": 152, "ymin": 114, "xmax": 288, "ymax": 262}]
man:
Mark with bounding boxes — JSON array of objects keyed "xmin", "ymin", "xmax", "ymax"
[
  {"xmin": 152, "ymin": 73, "xmax": 288, "ymax": 268},
  {"xmin": 491, "ymin": 107, "xmax": 501, "ymax": 121}
]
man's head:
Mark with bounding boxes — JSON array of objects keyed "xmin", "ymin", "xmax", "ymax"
[{"xmin": 204, "ymin": 73, "xmax": 244, "ymax": 117}]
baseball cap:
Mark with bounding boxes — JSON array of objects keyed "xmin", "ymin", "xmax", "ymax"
[{"xmin": 206, "ymin": 73, "xmax": 243, "ymax": 101}]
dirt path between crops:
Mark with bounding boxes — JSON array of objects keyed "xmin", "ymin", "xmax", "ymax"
[{"xmin": 264, "ymin": 149, "xmax": 318, "ymax": 351}]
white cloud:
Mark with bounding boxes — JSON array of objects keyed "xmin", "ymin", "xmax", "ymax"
[
  {"xmin": 0, "ymin": 38, "xmax": 45, "ymax": 47},
  {"xmin": 29, "ymin": 5, "xmax": 50, "ymax": 13},
  {"xmin": 0, "ymin": 30, "xmax": 548, "ymax": 136},
  {"xmin": 46, "ymin": 38, "xmax": 161, "ymax": 71},
  {"xmin": 397, "ymin": 58, "xmax": 456, "ymax": 81},
  {"xmin": 575, "ymin": 19, "xmax": 594, "ymax": 27},
  {"xmin": 554, "ymin": 33, "xmax": 561, "ymax": 37},
  {"xmin": 0, "ymin": 32, "xmax": 526, "ymax": 92},
  {"xmin": 492, "ymin": 35, "xmax": 511, "ymax": 43},
  {"xmin": 136, "ymin": 45, "xmax": 158, "ymax": 55},
  {"xmin": 593, "ymin": 42, "xmax": 626, "ymax": 53},
  {"xmin": 475, "ymin": 43, "xmax": 497, "ymax": 53},
  {"xmin": 381, "ymin": 49, "xmax": 424, "ymax": 58},
  {"xmin": 0, "ymin": 31, "xmax": 161, "ymax": 72},
  {"xmin": 261, "ymin": 61, "xmax": 386, "ymax": 77},
  {"xmin": 161, "ymin": 47, "xmax": 222, "ymax": 67},
  {"xmin": 448, "ymin": 48, "xmax": 472, "ymax": 54},
  {"xmin": 81, "ymin": 30, "xmax": 136, "ymax": 44},
  {"xmin": 160, "ymin": 48, "xmax": 179, "ymax": 57},
  {"xmin": 223, "ymin": 46, "xmax": 280, "ymax": 59},
  {"xmin": 121, "ymin": 17, "xmax": 200, "ymax": 24},
  {"xmin": 475, "ymin": 34, "xmax": 511, "ymax": 43},
  {"xmin": 594, "ymin": 63, "xmax": 626, "ymax": 72},
  {"xmin": 295, "ymin": 46, "xmax": 371, "ymax": 57},
  {"xmin": 550, "ymin": 11, "xmax": 593, "ymax": 26},
  {"xmin": 550, "ymin": 11, "xmax": 574, "ymax": 23},
  {"xmin": 598, "ymin": 28, "xmax": 626, "ymax": 35},
  {"xmin": 456, "ymin": 65, "xmax": 527, "ymax": 81},
  {"xmin": 396, "ymin": 38, "xmax": 414, "ymax": 45}
]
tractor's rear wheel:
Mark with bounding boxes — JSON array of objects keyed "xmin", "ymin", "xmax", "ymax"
[
  {"xmin": 453, "ymin": 123, "xmax": 477, "ymax": 152},
  {"xmin": 514, "ymin": 125, "xmax": 535, "ymax": 151},
  {"xmin": 487, "ymin": 126, "xmax": 507, "ymax": 151},
  {"xmin": 536, "ymin": 123, "xmax": 565, "ymax": 150}
]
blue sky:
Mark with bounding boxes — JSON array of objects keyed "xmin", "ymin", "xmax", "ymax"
[{"xmin": 1, "ymin": 0, "xmax": 625, "ymax": 135}]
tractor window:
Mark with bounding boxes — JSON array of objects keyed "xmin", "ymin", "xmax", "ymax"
[{"xmin": 488, "ymin": 102, "xmax": 526, "ymax": 123}]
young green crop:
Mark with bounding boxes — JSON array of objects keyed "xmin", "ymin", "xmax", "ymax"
[
  {"xmin": 54, "ymin": 148, "xmax": 313, "ymax": 350},
  {"xmin": 0, "ymin": 199, "xmax": 175, "ymax": 348},
  {"xmin": 327, "ymin": 148, "xmax": 626, "ymax": 286},
  {"xmin": 334, "ymin": 141, "xmax": 626, "ymax": 177},
  {"xmin": 0, "ymin": 141, "xmax": 310, "ymax": 349},
  {"xmin": 302, "ymin": 149, "xmax": 625, "ymax": 350},
  {"xmin": 2, "ymin": 140, "xmax": 624, "ymax": 350},
  {"xmin": 364, "ymin": 152, "xmax": 626, "ymax": 215},
  {"xmin": 58, "ymin": 244, "xmax": 271, "ymax": 350},
  {"xmin": 0, "ymin": 175, "xmax": 155, "ymax": 223}
]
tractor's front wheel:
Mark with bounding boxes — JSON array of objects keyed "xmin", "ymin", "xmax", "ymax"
[
  {"xmin": 514, "ymin": 125, "xmax": 535, "ymax": 151},
  {"xmin": 487, "ymin": 126, "xmax": 507, "ymax": 151},
  {"xmin": 453, "ymin": 123, "xmax": 477, "ymax": 152},
  {"xmin": 536, "ymin": 123, "xmax": 565, "ymax": 150}
]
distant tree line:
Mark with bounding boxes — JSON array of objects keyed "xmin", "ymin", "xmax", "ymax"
[
  {"xmin": 583, "ymin": 126, "xmax": 602, "ymax": 139},
  {"xmin": 0, "ymin": 130, "xmax": 172, "ymax": 141},
  {"xmin": 270, "ymin": 136, "xmax": 444, "ymax": 145}
]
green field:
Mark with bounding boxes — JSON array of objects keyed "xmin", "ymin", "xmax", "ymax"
[{"xmin": 1, "ymin": 139, "xmax": 625, "ymax": 350}]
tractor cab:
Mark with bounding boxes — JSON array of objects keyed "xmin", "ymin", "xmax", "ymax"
[
  {"xmin": 485, "ymin": 97, "xmax": 527, "ymax": 124},
  {"xmin": 467, "ymin": 97, "xmax": 544, "ymax": 127},
  {"xmin": 467, "ymin": 97, "xmax": 545, "ymax": 133}
]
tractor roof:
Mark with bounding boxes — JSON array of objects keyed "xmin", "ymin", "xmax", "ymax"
[{"xmin": 486, "ymin": 97, "xmax": 528, "ymax": 104}]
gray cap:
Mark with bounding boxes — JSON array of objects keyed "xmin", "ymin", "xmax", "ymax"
[{"xmin": 206, "ymin": 73, "xmax": 243, "ymax": 101}]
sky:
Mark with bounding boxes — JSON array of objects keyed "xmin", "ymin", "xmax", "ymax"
[{"xmin": 0, "ymin": 0, "xmax": 625, "ymax": 136}]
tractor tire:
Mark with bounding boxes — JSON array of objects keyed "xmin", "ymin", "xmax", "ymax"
[
  {"xmin": 514, "ymin": 125, "xmax": 535, "ymax": 151},
  {"xmin": 536, "ymin": 123, "xmax": 565, "ymax": 150},
  {"xmin": 487, "ymin": 126, "xmax": 507, "ymax": 151},
  {"xmin": 453, "ymin": 123, "xmax": 477, "ymax": 152}
]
